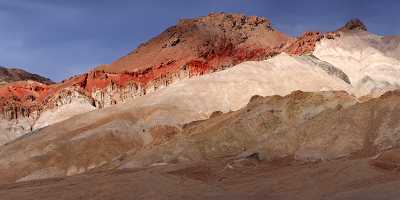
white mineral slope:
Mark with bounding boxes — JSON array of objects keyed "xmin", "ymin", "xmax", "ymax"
[
  {"xmin": 29, "ymin": 52, "xmax": 354, "ymax": 134},
  {"xmin": 314, "ymin": 31, "xmax": 400, "ymax": 97},
  {"xmin": 130, "ymin": 53, "xmax": 352, "ymax": 117},
  {"xmin": 33, "ymin": 101, "xmax": 96, "ymax": 130},
  {"xmin": 0, "ymin": 90, "xmax": 96, "ymax": 145},
  {"xmin": 0, "ymin": 53, "xmax": 351, "ymax": 146},
  {"xmin": 0, "ymin": 118, "xmax": 33, "ymax": 145},
  {"xmin": 379, "ymin": 36, "xmax": 400, "ymax": 60},
  {"xmin": 32, "ymin": 90, "xmax": 97, "ymax": 130},
  {"xmin": 0, "ymin": 52, "xmax": 356, "ymax": 181}
]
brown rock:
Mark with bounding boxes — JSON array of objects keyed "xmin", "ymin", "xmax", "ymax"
[
  {"xmin": 0, "ymin": 66, "xmax": 53, "ymax": 85},
  {"xmin": 337, "ymin": 18, "xmax": 368, "ymax": 32}
]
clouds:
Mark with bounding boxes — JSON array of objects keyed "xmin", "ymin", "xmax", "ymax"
[{"xmin": 0, "ymin": 0, "xmax": 398, "ymax": 81}]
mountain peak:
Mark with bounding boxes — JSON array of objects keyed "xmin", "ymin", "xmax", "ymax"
[
  {"xmin": 338, "ymin": 18, "xmax": 367, "ymax": 32},
  {"xmin": 181, "ymin": 12, "xmax": 274, "ymax": 31},
  {"xmin": 98, "ymin": 12, "xmax": 289, "ymax": 73}
]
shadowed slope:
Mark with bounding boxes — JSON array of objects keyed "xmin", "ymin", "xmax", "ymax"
[{"xmin": 0, "ymin": 66, "xmax": 54, "ymax": 85}]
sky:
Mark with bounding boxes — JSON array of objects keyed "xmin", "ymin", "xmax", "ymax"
[{"xmin": 0, "ymin": 0, "xmax": 399, "ymax": 81}]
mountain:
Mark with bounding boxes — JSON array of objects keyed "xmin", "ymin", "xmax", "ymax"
[
  {"xmin": 126, "ymin": 90, "xmax": 400, "ymax": 166},
  {"xmin": 0, "ymin": 12, "xmax": 400, "ymax": 199},
  {"xmin": 0, "ymin": 90, "xmax": 357, "ymax": 183},
  {"xmin": 1, "ymin": 13, "xmax": 400, "ymax": 146},
  {"xmin": 97, "ymin": 12, "xmax": 291, "ymax": 73},
  {"xmin": 0, "ymin": 53, "xmax": 353, "ymax": 145},
  {"xmin": 314, "ymin": 29, "xmax": 400, "ymax": 97},
  {"xmin": 0, "ymin": 13, "xmax": 293, "ymax": 144},
  {"xmin": 0, "ymin": 66, "xmax": 54, "ymax": 85}
]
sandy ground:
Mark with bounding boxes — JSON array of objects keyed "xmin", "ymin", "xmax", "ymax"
[{"xmin": 0, "ymin": 156, "xmax": 399, "ymax": 200}]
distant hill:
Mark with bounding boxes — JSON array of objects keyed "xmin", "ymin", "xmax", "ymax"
[{"xmin": 0, "ymin": 66, "xmax": 54, "ymax": 85}]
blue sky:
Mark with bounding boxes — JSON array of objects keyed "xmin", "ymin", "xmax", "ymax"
[{"xmin": 0, "ymin": 0, "xmax": 399, "ymax": 81}]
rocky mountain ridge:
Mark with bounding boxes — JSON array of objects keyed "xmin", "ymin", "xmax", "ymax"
[
  {"xmin": 0, "ymin": 13, "xmax": 399, "ymax": 146},
  {"xmin": 0, "ymin": 13, "xmax": 400, "ymax": 199},
  {"xmin": 0, "ymin": 12, "xmax": 292, "ymax": 142},
  {"xmin": 0, "ymin": 13, "xmax": 290, "ymax": 120}
]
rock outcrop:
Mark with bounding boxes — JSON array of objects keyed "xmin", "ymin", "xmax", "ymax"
[
  {"xmin": 1, "ymin": 15, "xmax": 399, "ymax": 149},
  {"xmin": 97, "ymin": 12, "xmax": 291, "ymax": 73},
  {"xmin": 5, "ymin": 89, "xmax": 400, "ymax": 184},
  {"xmin": 0, "ymin": 52, "xmax": 354, "ymax": 145},
  {"xmin": 337, "ymin": 18, "xmax": 368, "ymax": 32},
  {"xmin": 313, "ymin": 29, "xmax": 400, "ymax": 97},
  {"xmin": 284, "ymin": 18, "xmax": 367, "ymax": 56},
  {"xmin": 0, "ymin": 14, "xmax": 399, "ymax": 199},
  {"xmin": 0, "ymin": 13, "xmax": 292, "ymax": 140}
]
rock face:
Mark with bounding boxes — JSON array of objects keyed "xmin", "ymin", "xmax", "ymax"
[
  {"xmin": 0, "ymin": 81, "xmax": 46, "ymax": 143},
  {"xmin": 0, "ymin": 15, "xmax": 399, "ymax": 148},
  {"xmin": 5, "ymin": 89, "xmax": 400, "ymax": 184},
  {"xmin": 0, "ymin": 48, "xmax": 363, "ymax": 180},
  {"xmin": 120, "ymin": 90, "xmax": 360, "ymax": 168},
  {"xmin": 0, "ymin": 69, "xmax": 53, "ymax": 139},
  {"xmin": 283, "ymin": 18, "xmax": 367, "ymax": 56},
  {"xmin": 0, "ymin": 91, "xmax": 352, "ymax": 183},
  {"xmin": 296, "ymin": 55, "xmax": 351, "ymax": 84},
  {"xmin": 130, "ymin": 53, "xmax": 353, "ymax": 116},
  {"xmin": 0, "ymin": 15, "xmax": 400, "ymax": 199},
  {"xmin": 0, "ymin": 13, "xmax": 293, "ymax": 143},
  {"xmin": 337, "ymin": 18, "xmax": 368, "ymax": 32},
  {"xmin": 97, "ymin": 12, "xmax": 291, "ymax": 73},
  {"xmin": 0, "ymin": 52, "xmax": 353, "ymax": 145},
  {"xmin": 284, "ymin": 31, "xmax": 329, "ymax": 55},
  {"xmin": 313, "ymin": 31, "xmax": 400, "ymax": 97},
  {"xmin": 0, "ymin": 66, "xmax": 53, "ymax": 85},
  {"xmin": 282, "ymin": 18, "xmax": 400, "ymax": 98}
]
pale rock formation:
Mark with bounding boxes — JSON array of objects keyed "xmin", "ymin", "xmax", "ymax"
[
  {"xmin": 314, "ymin": 31, "xmax": 400, "ymax": 97},
  {"xmin": 132, "ymin": 53, "xmax": 352, "ymax": 116}
]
